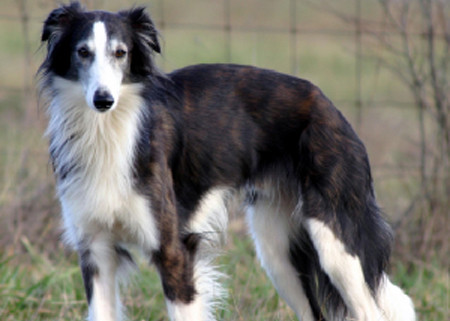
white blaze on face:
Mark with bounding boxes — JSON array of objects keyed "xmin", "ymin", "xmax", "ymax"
[{"xmin": 83, "ymin": 21, "xmax": 123, "ymax": 111}]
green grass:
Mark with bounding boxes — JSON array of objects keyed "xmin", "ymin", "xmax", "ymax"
[
  {"xmin": 0, "ymin": 234, "xmax": 290, "ymax": 321},
  {"xmin": 1, "ymin": 233, "xmax": 447, "ymax": 320},
  {"xmin": 0, "ymin": 243, "xmax": 86, "ymax": 320},
  {"xmin": 391, "ymin": 260, "xmax": 448, "ymax": 320}
]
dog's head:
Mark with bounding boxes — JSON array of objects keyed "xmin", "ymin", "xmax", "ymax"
[{"xmin": 40, "ymin": 1, "xmax": 160, "ymax": 112}]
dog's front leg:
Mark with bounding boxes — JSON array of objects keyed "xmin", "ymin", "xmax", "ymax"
[
  {"xmin": 154, "ymin": 239, "xmax": 202, "ymax": 321},
  {"xmin": 79, "ymin": 233, "xmax": 124, "ymax": 321},
  {"xmin": 152, "ymin": 198, "xmax": 202, "ymax": 320},
  {"xmin": 146, "ymin": 162, "xmax": 204, "ymax": 320}
]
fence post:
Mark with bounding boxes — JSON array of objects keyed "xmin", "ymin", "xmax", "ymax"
[
  {"xmin": 224, "ymin": 0, "xmax": 232, "ymax": 62},
  {"xmin": 17, "ymin": 0, "xmax": 33, "ymax": 124},
  {"xmin": 290, "ymin": 0, "xmax": 298, "ymax": 76},
  {"xmin": 355, "ymin": 0, "xmax": 363, "ymax": 130},
  {"xmin": 158, "ymin": 0, "xmax": 166, "ymax": 70},
  {"xmin": 355, "ymin": 0, "xmax": 363, "ymax": 131}
]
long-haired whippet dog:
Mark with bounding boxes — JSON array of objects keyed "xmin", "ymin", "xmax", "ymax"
[{"xmin": 38, "ymin": 2, "xmax": 415, "ymax": 320}]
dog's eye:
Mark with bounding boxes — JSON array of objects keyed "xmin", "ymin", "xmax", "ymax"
[
  {"xmin": 115, "ymin": 49, "xmax": 127, "ymax": 58},
  {"xmin": 77, "ymin": 47, "xmax": 90, "ymax": 58}
]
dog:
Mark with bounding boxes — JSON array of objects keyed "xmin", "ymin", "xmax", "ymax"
[{"xmin": 38, "ymin": 2, "xmax": 416, "ymax": 321}]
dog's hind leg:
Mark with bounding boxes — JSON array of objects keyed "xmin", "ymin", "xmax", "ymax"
[
  {"xmin": 246, "ymin": 194, "xmax": 315, "ymax": 321},
  {"xmin": 79, "ymin": 233, "xmax": 132, "ymax": 321}
]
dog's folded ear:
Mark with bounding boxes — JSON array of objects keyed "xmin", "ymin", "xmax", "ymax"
[
  {"xmin": 119, "ymin": 7, "xmax": 161, "ymax": 54},
  {"xmin": 119, "ymin": 7, "xmax": 161, "ymax": 77},
  {"xmin": 41, "ymin": 2, "xmax": 84, "ymax": 44}
]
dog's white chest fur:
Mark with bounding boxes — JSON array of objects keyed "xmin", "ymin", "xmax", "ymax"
[{"xmin": 46, "ymin": 78, "xmax": 159, "ymax": 250}]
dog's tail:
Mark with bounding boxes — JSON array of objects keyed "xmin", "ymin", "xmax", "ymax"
[
  {"xmin": 289, "ymin": 193, "xmax": 415, "ymax": 320},
  {"xmin": 377, "ymin": 275, "xmax": 416, "ymax": 321},
  {"xmin": 289, "ymin": 228, "xmax": 344, "ymax": 320}
]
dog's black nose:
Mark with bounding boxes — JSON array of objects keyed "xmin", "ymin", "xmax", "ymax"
[{"xmin": 93, "ymin": 90, "xmax": 114, "ymax": 111}]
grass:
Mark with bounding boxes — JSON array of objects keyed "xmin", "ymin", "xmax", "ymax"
[
  {"xmin": 1, "ymin": 233, "xmax": 447, "ymax": 320},
  {"xmin": 0, "ymin": 243, "xmax": 87, "ymax": 321},
  {"xmin": 392, "ymin": 260, "xmax": 448, "ymax": 319},
  {"xmin": 0, "ymin": 234, "xmax": 287, "ymax": 321}
]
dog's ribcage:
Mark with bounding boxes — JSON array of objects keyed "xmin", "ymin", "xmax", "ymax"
[{"xmin": 46, "ymin": 77, "xmax": 159, "ymax": 249}]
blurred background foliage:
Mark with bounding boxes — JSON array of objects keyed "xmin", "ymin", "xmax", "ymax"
[{"xmin": 0, "ymin": 0, "xmax": 448, "ymax": 320}]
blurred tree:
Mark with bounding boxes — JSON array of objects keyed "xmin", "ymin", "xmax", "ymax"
[{"xmin": 375, "ymin": 0, "xmax": 448, "ymax": 262}]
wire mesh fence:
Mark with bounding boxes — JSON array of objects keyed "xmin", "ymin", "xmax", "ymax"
[{"xmin": 0, "ymin": 0, "xmax": 448, "ymax": 255}]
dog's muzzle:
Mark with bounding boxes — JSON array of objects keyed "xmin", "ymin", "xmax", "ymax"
[{"xmin": 93, "ymin": 89, "xmax": 114, "ymax": 112}]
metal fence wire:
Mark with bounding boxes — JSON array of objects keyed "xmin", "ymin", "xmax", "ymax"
[{"xmin": 1, "ymin": 0, "xmax": 448, "ymax": 221}]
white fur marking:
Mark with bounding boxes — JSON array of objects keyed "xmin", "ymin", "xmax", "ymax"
[
  {"xmin": 306, "ymin": 218, "xmax": 385, "ymax": 321},
  {"xmin": 246, "ymin": 196, "xmax": 315, "ymax": 321},
  {"xmin": 189, "ymin": 188, "xmax": 229, "ymax": 246},
  {"xmin": 88, "ymin": 234, "xmax": 123, "ymax": 321},
  {"xmin": 377, "ymin": 274, "xmax": 416, "ymax": 321},
  {"xmin": 166, "ymin": 298, "xmax": 205, "ymax": 321},
  {"xmin": 83, "ymin": 22, "xmax": 123, "ymax": 111},
  {"xmin": 46, "ymin": 75, "xmax": 159, "ymax": 251},
  {"xmin": 184, "ymin": 188, "xmax": 230, "ymax": 320}
]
